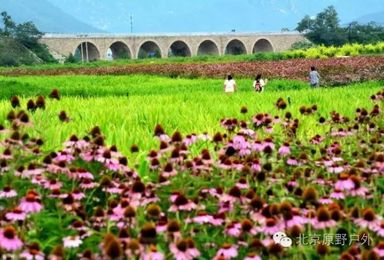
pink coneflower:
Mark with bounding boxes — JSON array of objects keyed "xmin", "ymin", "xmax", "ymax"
[
  {"xmin": 334, "ymin": 174, "xmax": 354, "ymax": 191},
  {"xmin": 20, "ymin": 242, "xmax": 45, "ymax": 260},
  {"xmin": 54, "ymin": 151, "xmax": 75, "ymax": 163},
  {"xmin": 319, "ymin": 196, "xmax": 333, "ymax": 205},
  {"xmin": 19, "ymin": 191, "xmax": 43, "ymax": 213},
  {"xmin": 225, "ymin": 221, "xmax": 242, "ymax": 237},
  {"xmin": 251, "ymin": 159, "xmax": 261, "ymax": 172},
  {"xmin": 169, "ymin": 239, "xmax": 200, "ymax": 260},
  {"xmin": 0, "ymin": 186, "xmax": 17, "ymax": 198},
  {"xmin": 354, "ymin": 208, "xmax": 381, "ymax": 231},
  {"xmin": 284, "ymin": 208, "xmax": 306, "ymax": 228},
  {"xmin": 183, "ymin": 134, "xmax": 197, "ymax": 146},
  {"xmin": 278, "ymin": 143, "xmax": 291, "ymax": 156},
  {"xmin": 72, "ymin": 189, "xmax": 86, "ymax": 200},
  {"xmin": 44, "ymin": 179, "xmax": 63, "ymax": 190},
  {"xmin": 76, "ymin": 168, "xmax": 94, "ymax": 180},
  {"xmin": 162, "ymin": 163, "xmax": 177, "ymax": 178},
  {"xmin": 189, "ymin": 212, "xmax": 214, "ymax": 225},
  {"xmin": 214, "ymin": 243, "xmax": 238, "ymax": 259},
  {"xmin": 327, "ymin": 164, "xmax": 344, "ymax": 173},
  {"xmin": 6, "ymin": 207, "xmax": 26, "ymax": 222},
  {"xmin": 64, "ymin": 135, "xmax": 89, "ymax": 149},
  {"xmin": 22, "ymin": 165, "xmax": 44, "ymax": 177},
  {"xmin": 330, "ymin": 189, "xmax": 345, "ymax": 200},
  {"xmin": 236, "ymin": 178, "xmax": 249, "ymax": 189},
  {"xmin": 257, "ymin": 218, "xmax": 284, "ymax": 235},
  {"xmin": 348, "ymin": 176, "xmax": 368, "ymax": 197},
  {"xmin": 169, "ymin": 194, "xmax": 197, "ymax": 212},
  {"xmin": 311, "ymin": 207, "xmax": 337, "ymax": 229},
  {"xmin": 286, "ymin": 156, "xmax": 299, "ymax": 166},
  {"xmin": 156, "ymin": 218, "xmax": 168, "ymax": 233},
  {"xmin": 206, "ymin": 213, "xmax": 224, "ymax": 226},
  {"xmin": 0, "ymin": 226, "xmax": 23, "ymax": 251},
  {"xmin": 80, "ymin": 178, "xmax": 98, "ymax": 189},
  {"xmin": 63, "ymin": 235, "xmax": 82, "ymax": 248},
  {"xmin": 373, "ymin": 242, "xmax": 384, "ymax": 257},
  {"xmin": 142, "ymin": 245, "xmax": 164, "ymax": 260},
  {"xmin": 244, "ymin": 252, "xmax": 262, "ymax": 260},
  {"xmin": 374, "ymin": 221, "xmax": 384, "ymax": 237}
]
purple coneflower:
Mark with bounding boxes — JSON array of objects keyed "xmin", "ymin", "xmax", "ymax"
[
  {"xmin": 0, "ymin": 226, "xmax": 23, "ymax": 251},
  {"xmin": 20, "ymin": 242, "xmax": 44, "ymax": 260},
  {"xmin": 6, "ymin": 207, "xmax": 26, "ymax": 222},
  {"xmin": 169, "ymin": 194, "xmax": 197, "ymax": 212},
  {"xmin": 334, "ymin": 174, "xmax": 354, "ymax": 191},
  {"xmin": 257, "ymin": 218, "xmax": 284, "ymax": 235},
  {"xmin": 0, "ymin": 186, "xmax": 17, "ymax": 198},
  {"xmin": 278, "ymin": 143, "xmax": 291, "ymax": 156},
  {"xmin": 63, "ymin": 235, "xmax": 82, "ymax": 248},
  {"xmin": 330, "ymin": 189, "xmax": 345, "ymax": 200},
  {"xmin": 169, "ymin": 238, "xmax": 200, "ymax": 260},
  {"xmin": 311, "ymin": 207, "xmax": 337, "ymax": 229},
  {"xmin": 354, "ymin": 208, "xmax": 381, "ymax": 231},
  {"xmin": 214, "ymin": 243, "xmax": 238, "ymax": 259},
  {"xmin": 19, "ymin": 191, "xmax": 43, "ymax": 213},
  {"xmin": 142, "ymin": 245, "xmax": 164, "ymax": 260}
]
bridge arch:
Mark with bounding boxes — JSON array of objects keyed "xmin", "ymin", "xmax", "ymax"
[
  {"xmin": 168, "ymin": 40, "xmax": 191, "ymax": 57},
  {"xmin": 138, "ymin": 41, "xmax": 162, "ymax": 59},
  {"xmin": 108, "ymin": 41, "xmax": 131, "ymax": 60},
  {"xmin": 197, "ymin": 40, "xmax": 219, "ymax": 56},
  {"xmin": 74, "ymin": 41, "xmax": 100, "ymax": 61},
  {"xmin": 253, "ymin": 38, "xmax": 274, "ymax": 53},
  {"xmin": 225, "ymin": 39, "xmax": 247, "ymax": 55}
]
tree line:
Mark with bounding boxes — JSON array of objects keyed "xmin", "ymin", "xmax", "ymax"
[
  {"xmin": 0, "ymin": 11, "xmax": 56, "ymax": 66},
  {"xmin": 296, "ymin": 6, "xmax": 384, "ymax": 46}
]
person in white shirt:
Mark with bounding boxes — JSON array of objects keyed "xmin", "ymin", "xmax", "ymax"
[
  {"xmin": 309, "ymin": 66, "xmax": 320, "ymax": 87},
  {"xmin": 224, "ymin": 74, "xmax": 237, "ymax": 93},
  {"xmin": 253, "ymin": 74, "xmax": 268, "ymax": 92}
]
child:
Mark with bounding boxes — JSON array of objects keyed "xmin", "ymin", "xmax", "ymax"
[
  {"xmin": 253, "ymin": 74, "xmax": 268, "ymax": 92},
  {"xmin": 224, "ymin": 74, "xmax": 237, "ymax": 93}
]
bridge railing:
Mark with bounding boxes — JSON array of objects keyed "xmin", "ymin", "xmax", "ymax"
[{"xmin": 42, "ymin": 31, "xmax": 303, "ymax": 38}]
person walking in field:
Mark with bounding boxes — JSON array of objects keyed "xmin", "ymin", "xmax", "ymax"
[
  {"xmin": 253, "ymin": 74, "xmax": 268, "ymax": 92},
  {"xmin": 224, "ymin": 74, "xmax": 237, "ymax": 93},
  {"xmin": 309, "ymin": 66, "xmax": 320, "ymax": 87}
]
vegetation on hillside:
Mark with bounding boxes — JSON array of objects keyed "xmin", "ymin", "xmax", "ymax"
[
  {"xmin": 0, "ymin": 11, "xmax": 56, "ymax": 66},
  {"xmin": 297, "ymin": 6, "xmax": 384, "ymax": 46}
]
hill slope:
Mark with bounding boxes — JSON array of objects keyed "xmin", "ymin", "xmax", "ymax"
[
  {"xmin": 0, "ymin": 38, "xmax": 42, "ymax": 66},
  {"xmin": 355, "ymin": 11, "xmax": 384, "ymax": 25},
  {"xmin": 0, "ymin": 0, "xmax": 104, "ymax": 33}
]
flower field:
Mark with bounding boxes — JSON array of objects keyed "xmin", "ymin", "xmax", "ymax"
[
  {"xmin": 0, "ymin": 74, "xmax": 384, "ymax": 259},
  {"xmin": 2, "ymin": 56, "xmax": 384, "ymax": 86}
]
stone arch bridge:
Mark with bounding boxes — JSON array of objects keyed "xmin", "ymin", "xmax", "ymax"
[{"xmin": 40, "ymin": 32, "xmax": 304, "ymax": 61}]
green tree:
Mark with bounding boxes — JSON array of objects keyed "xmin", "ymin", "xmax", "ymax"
[
  {"xmin": 14, "ymin": 21, "xmax": 43, "ymax": 49},
  {"xmin": 297, "ymin": 6, "xmax": 384, "ymax": 46},
  {"xmin": 0, "ymin": 11, "xmax": 16, "ymax": 36},
  {"xmin": 0, "ymin": 11, "xmax": 56, "ymax": 64},
  {"xmin": 296, "ymin": 6, "xmax": 347, "ymax": 46},
  {"xmin": 346, "ymin": 22, "xmax": 384, "ymax": 44}
]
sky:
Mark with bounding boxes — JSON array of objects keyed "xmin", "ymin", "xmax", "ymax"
[
  {"xmin": 45, "ymin": 0, "xmax": 384, "ymax": 33},
  {"xmin": 3, "ymin": 0, "xmax": 383, "ymax": 34}
]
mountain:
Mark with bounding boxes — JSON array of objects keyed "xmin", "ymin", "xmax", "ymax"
[
  {"xmin": 355, "ymin": 11, "xmax": 384, "ymax": 25},
  {"xmin": 1, "ymin": 0, "xmax": 383, "ymax": 34},
  {"xmin": 46, "ymin": 0, "xmax": 384, "ymax": 33},
  {"xmin": 0, "ymin": 0, "xmax": 104, "ymax": 33}
]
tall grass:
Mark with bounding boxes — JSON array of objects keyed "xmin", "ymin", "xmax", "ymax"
[{"xmin": 0, "ymin": 75, "xmax": 381, "ymax": 163}]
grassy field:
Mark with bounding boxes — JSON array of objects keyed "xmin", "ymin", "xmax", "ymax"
[
  {"xmin": 1, "ymin": 74, "xmax": 384, "ymax": 259},
  {"xmin": 0, "ymin": 75, "xmax": 381, "ymax": 161}
]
